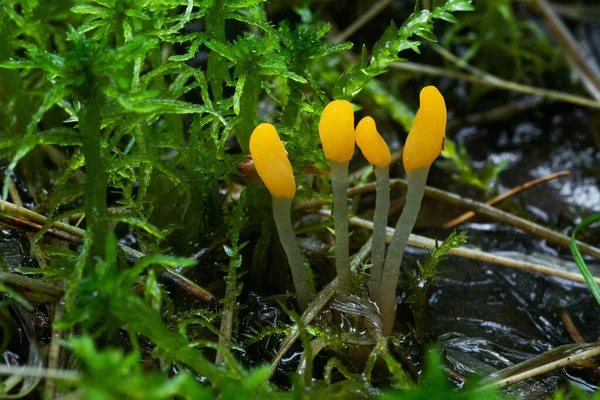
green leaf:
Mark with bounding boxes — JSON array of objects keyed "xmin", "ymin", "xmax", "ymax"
[
  {"xmin": 114, "ymin": 217, "xmax": 166, "ymax": 240},
  {"xmin": 233, "ymin": 72, "xmax": 246, "ymax": 115},
  {"xmin": 70, "ymin": 4, "xmax": 111, "ymax": 17},
  {"xmin": 2, "ymin": 128, "xmax": 81, "ymax": 201},
  {"xmin": 570, "ymin": 212, "xmax": 600, "ymax": 306},
  {"xmin": 205, "ymin": 39, "xmax": 238, "ymax": 62},
  {"xmin": 333, "ymin": 0, "xmax": 474, "ymax": 98}
]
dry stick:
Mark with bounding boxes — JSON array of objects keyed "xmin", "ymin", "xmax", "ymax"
[
  {"xmin": 0, "ymin": 216, "xmax": 82, "ymax": 244},
  {"xmin": 332, "ymin": 211, "xmax": 600, "ymax": 286},
  {"xmin": 389, "ymin": 60, "xmax": 600, "ymax": 110},
  {"xmin": 431, "ymin": 42, "xmax": 600, "ymax": 109},
  {"xmin": 0, "ymin": 365, "xmax": 81, "ymax": 382},
  {"xmin": 551, "ymin": 2, "xmax": 600, "ymax": 22},
  {"xmin": 0, "ymin": 200, "xmax": 217, "ymax": 304},
  {"xmin": 120, "ymin": 246, "xmax": 217, "ymax": 305},
  {"xmin": 561, "ymin": 310, "xmax": 586, "ymax": 344},
  {"xmin": 443, "ymin": 170, "xmax": 570, "ymax": 229},
  {"xmin": 0, "ymin": 271, "xmax": 62, "ymax": 298},
  {"xmin": 8, "ymin": 182, "xmax": 49, "ymax": 269},
  {"xmin": 332, "ymin": 0, "xmax": 392, "ymax": 44},
  {"xmin": 0, "ymin": 200, "xmax": 85, "ymax": 238},
  {"xmin": 417, "ymin": 180, "xmax": 600, "ymax": 259},
  {"xmin": 350, "ymin": 179, "xmax": 600, "ymax": 259},
  {"xmin": 534, "ymin": 0, "xmax": 600, "ymax": 101},
  {"xmin": 301, "ymin": 179, "xmax": 600, "ymax": 259},
  {"xmin": 446, "ymin": 96, "xmax": 546, "ymax": 133},
  {"xmin": 45, "ymin": 301, "xmax": 65, "ymax": 400},
  {"xmin": 480, "ymin": 345, "xmax": 600, "ymax": 390}
]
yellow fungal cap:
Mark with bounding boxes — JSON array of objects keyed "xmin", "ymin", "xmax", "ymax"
[
  {"xmin": 318, "ymin": 100, "xmax": 355, "ymax": 163},
  {"xmin": 403, "ymin": 86, "xmax": 447, "ymax": 172},
  {"xmin": 355, "ymin": 116, "xmax": 391, "ymax": 167},
  {"xmin": 249, "ymin": 123, "xmax": 296, "ymax": 199}
]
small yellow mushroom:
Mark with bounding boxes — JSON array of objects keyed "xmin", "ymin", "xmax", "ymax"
[
  {"xmin": 250, "ymin": 123, "xmax": 311, "ymax": 311},
  {"xmin": 249, "ymin": 123, "xmax": 296, "ymax": 199},
  {"xmin": 319, "ymin": 100, "xmax": 355, "ymax": 163},
  {"xmin": 355, "ymin": 116, "xmax": 391, "ymax": 297},
  {"xmin": 355, "ymin": 116, "xmax": 391, "ymax": 167},
  {"xmin": 403, "ymin": 86, "xmax": 447, "ymax": 172}
]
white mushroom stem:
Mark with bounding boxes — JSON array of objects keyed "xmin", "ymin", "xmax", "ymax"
[
  {"xmin": 329, "ymin": 160, "xmax": 352, "ymax": 294},
  {"xmin": 377, "ymin": 166, "xmax": 429, "ymax": 335},
  {"xmin": 369, "ymin": 165, "xmax": 390, "ymax": 297},
  {"xmin": 272, "ymin": 196, "xmax": 311, "ymax": 311}
]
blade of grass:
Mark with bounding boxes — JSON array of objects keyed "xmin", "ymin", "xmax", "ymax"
[{"xmin": 570, "ymin": 212, "xmax": 600, "ymax": 305}]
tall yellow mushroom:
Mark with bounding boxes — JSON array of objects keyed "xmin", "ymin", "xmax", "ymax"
[
  {"xmin": 377, "ymin": 86, "xmax": 446, "ymax": 335},
  {"xmin": 319, "ymin": 100, "xmax": 355, "ymax": 294},
  {"xmin": 355, "ymin": 116, "xmax": 391, "ymax": 297},
  {"xmin": 250, "ymin": 123, "xmax": 311, "ymax": 311}
]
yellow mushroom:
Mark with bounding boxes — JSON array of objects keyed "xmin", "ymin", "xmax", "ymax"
[
  {"xmin": 319, "ymin": 100, "xmax": 355, "ymax": 163},
  {"xmin": 250, "ymin": 123, "xmax": 311, "ymax": 311},
  {"xmin": 403, "ymin": 86, "xmax": 446, "ymax": 172},
  {"xmin": 249, "ymin": 123, "xmax": 296, "ymax": 199},
  {"xmin": 355, "ymin": 116, "xmax": 391, "ymax": 167},
  {"xmin": 377, "ymin": 86, "xmax": 447, "ymax": 335},
  {"xmin": 318, "ymin": 100, "xmax": 355, "ymax": 294},
  {"xmin": 355, "ymin": 116, "xmax": 391, "ymax": 297}
]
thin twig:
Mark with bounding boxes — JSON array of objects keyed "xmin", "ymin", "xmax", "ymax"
[
  {"xmin": 446, "ymin": 96, "xmax": 546, "ymax": 133},
  {"xmin": 8, "ymin": 181, "xmax": 50, "ymax": 268},
  {"xmin": 561, "ymin": 310, "xmax": 586, "ymax": 344},
  {"xmin": 390, "ymin": 58, "xmax": 600, "ymax": 110},
  {"xmin": 0, "ymin": 200, "xmax": 85, "ymax": 238},
  {"xmin": 333, "ymin": 0, "xmax": 392, "ymax": 44},
  {"xmin": 325, "ymin": 210, "xmax": 600, "ymax": 286},
  {"xmin": 121, "ymin": 246, "xmax": 217, "ymax": 305},
  {"xmin": 45, "ymin": 301, "xmax": 65, "ymax": 399},
  {"xmin": 443, "ymin": 170, "xmax": 570, "ymax": 229},
  {"xmin": 479, "ymin": 344, "xmax": 600, "ymax": 390},
  {"xmin": 0, "ymin": 271, "xmax": 62, "ymax": 298},
  {"xmin": 551, "ymin": 3, "xmax": 600, "ymax": 22},
  {"xmin": 534, "ymin": 0, "xmax": 600, "ymax": 100},
  {"xmin": 0, "ymin": 199, "xmax": 217, "ymax": 304},
  {"xmin": 0, "ymin": 216, "xmax": 82, "ymax": 244},
  {"xmin": 301, "ymin": 179, "xmax": 600, "ymax": 259},
  {"xmin": 0, "ymin": 365, "xmax": 81, "ymax": 381}
]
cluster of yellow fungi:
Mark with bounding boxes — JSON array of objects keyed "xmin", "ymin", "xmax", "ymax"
[{"xmin": 249, "ymin": 86, "xmax": 447, "ymax": 334}]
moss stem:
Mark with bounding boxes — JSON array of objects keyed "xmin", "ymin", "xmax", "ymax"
[
  {"xmin": 329, "ymin": 160, "xmax": 352, "ymax": 293},
  {"xmin": 377, "ymin": 166, "xmax": 429, "ymax": 335},
  {"xmin": 369, "ymin": 165, "xmax": 390, "ymax": 297},
  {"xmin": 272, "ymin": 197, "xmax": 310, "ymax": 311},
  {"xmin": 80, "ymin": 95, "xmax": 108, "ymax": 261}
]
